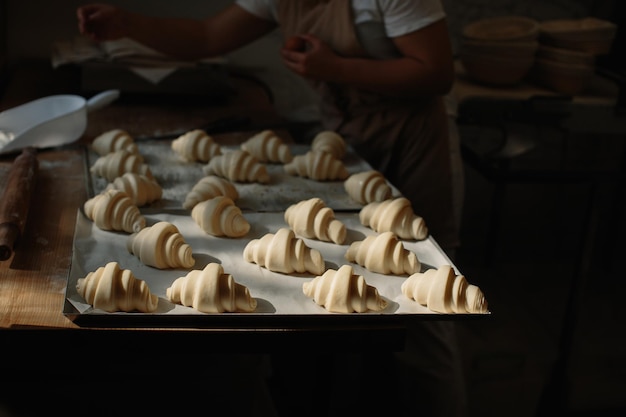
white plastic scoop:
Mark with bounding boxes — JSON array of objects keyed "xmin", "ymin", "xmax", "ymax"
[{"xmin": 0, "ymin": 89, "xmax": 119, "ymax": 155}]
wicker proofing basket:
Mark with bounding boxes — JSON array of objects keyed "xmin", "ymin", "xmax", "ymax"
[
  {"xmin": 536, "ymin": 45, "xmax": 595, "ymax": 66},
  {"xmin": 539, "ymin": 17, "xmax": 617, "ymax": 55},
  {"xmin": 460, "ymin": 50, "xmax": 536, "ymax": 86},
  {"xmin": 531, "ymin": 58, "xmax": 594, "ymax": 95},
  {"xmin": 462, "ymin": 15, "xmax": 540, "ymax": 42}
]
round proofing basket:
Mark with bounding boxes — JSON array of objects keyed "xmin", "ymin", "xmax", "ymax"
[
  {"xmin": 539, "ymin": 17, "xmax": 617, "ymax": 54},
  {"xmin": 531, "ymin": 58, "xmax": 594, "ymax": 95},
  {"xmin": 536, "ymin": 45, "xmax": 595, "ymax": 67},
  {"xmin": 460, "ymin": 51, "xmax": 535, "ymax": 86},
  {"xmin": 461, "ymin": 39, "xmax": 538, "ymax": 58},
  {"xmin": 462, "ymin": 16, "xmax": 540, "ymax": 43}
]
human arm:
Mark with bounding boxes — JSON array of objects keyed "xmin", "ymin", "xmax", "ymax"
[
  {"xmin": 76, "ymin": 3, "xmax": 277, "ymax": 60},
  {"xmin": 280, "ymin": 19, "xmax": 454, "ymax": 97}
]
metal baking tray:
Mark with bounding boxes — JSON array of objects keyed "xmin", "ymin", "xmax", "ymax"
[{"xmin": 66, "ymin": 140, "xmax": 487, "ymax": 329}]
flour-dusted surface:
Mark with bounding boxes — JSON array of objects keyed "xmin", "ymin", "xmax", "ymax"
[{"xmin": 86, "ymin": 141, "xmax": 399, "ymax": 212}]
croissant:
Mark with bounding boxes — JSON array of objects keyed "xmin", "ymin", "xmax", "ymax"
[
  {"xmin": 191, "ymin": 196, "xmax": 250, "ymax": 238},
  {"xmin": 284, "ymin": 150, "xmax": 348, "ymax": 181},
  {"xmin": 127, "ymin": 221, "xmax": 195, "ymax": 269},
  {"xmin": 182, "ymin": 175, "xmax": 238, "ymax": 210},
  {"xmin": 359, "ymin": 197, "xmax": 428, "ymax": 241},
  {"xmin": 83, "ymin": 188, "xmax": 146, "ymax": 233},
  {"xmin": 166, "ymin": 263, "xmax": 257, "ymax": 313},
  {"xmin": 240, "ymin": 130, "xmax": 292, "ymax": 163},
  {"xmin": 104, "ymin": 172, "xmax": 162, "ymax": 207},
  {"xmin": 344, "ymin": 170, "xmax": 392, "ymax": 205},
  {"xmin": 91, "ymin": 129, "xmax": 138, "ymax": 156},
  {"xmin": 284, "ymin": 197, "xmax": 346, "ymax": 244},
  {"xmin": 202, "ymin": 150, "xmax": 270, "ymax": 184},
  {"xmin": 401, "ymin": 265, "xmax": 489, "ymax": 314},
  {"xmin": 90, "ymin": 150, "xmax": 153, "ymax": 182},
  {"xmin": 76, "ymin": 261, "xmax": 158, "ymax": 313},
  {"xmin": 311, "ymin": 130, "xmax": 346, "ymax": 160},
  {"xmin": 243, "ymin": 227, "xmax": 325, "ymax": 275},
  {"xmin": 302, "ymin": 264, "xmax": 387, "ymax": 313},
  {"xmin": 171, "ymin": 129, "xmax": 222, "ymax": 162},
  {"xmin": 345, "ymin": 231, "xmax": 420, "ymax": 275}
]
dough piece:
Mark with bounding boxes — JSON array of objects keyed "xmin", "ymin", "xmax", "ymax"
[
  {"xmin": 83, "ymin": 188, "xmax": 146, "ymax": 233},
  {"xmin": 344, "ymin": 170, "xmax": 392, "ymax": 205},
  {"xmin": 91, "ymin": 129, "xmax": 138, "ymax": 156},
  {"xmin": 284, "ymin": 197, "xmax": 346, "ymax": 244},
  {"xmin": 402, "ymin": 265, "xmax": 489, "ymax": 314},
  {"xmin": 345, "ymin": 231, "xmax": 420, "ymax": 275},
  {"xmin": 203, "ymin": 150, "xmax": 270, "ymax": 184},
  {"xmin": 76, "ymin": 261, "xmax": 158, "ymax": 313},
  {"xmin": 127, "ymin": 221, "xmax": 195, "ymax": 269},
  {"xmin": 243, "ymin": 227, "xmax": 325, "ymax": 275},
  {"xmin": 359, "ymin": 197, "xmax": 428, "ymax": 241},
  {"xmin": 284, "ymin": 150, "xmax": 348, "ymax": 181},
  {"xmin": 90, "ymin": 150, "xmax": 153, "ymax": 182},
  {"xmin": 166, "ymin": 263, "xmax": 257, "ymax": 313},
  {"xmin": 182, "ymin": 175, "xmax": 238, "ymax": 210},
  {"xmin": 104, "ymin": 172, "xmax": 162, "ymax": 207},
  {"xmin": 311, "ymin": 130, "xmax": 346, "ymax": 160},
  {"xmin": 302, "ymin": 264, "xmax": 387, "ymax": 313},
  {"xmin": 240, "ymin": 130, "xmax": 293, "ymax": 163},
  {"xmin": 171, "ymin": 129, "xmax": 222, "ymax": 162},
  {"xmin": 191, "ymin": 196, "xmax": 250, "ymax": 238}
]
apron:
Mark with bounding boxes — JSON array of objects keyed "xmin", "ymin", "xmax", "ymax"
[{"xmin": 277, "ymin": 0, "xmax": 458, "ymax": 249}]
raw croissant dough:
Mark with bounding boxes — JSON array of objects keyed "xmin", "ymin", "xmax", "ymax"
[
  {"xmin": 91, "ymin": 129, "xmax": 138, "ymax": 156},
  {"xmin": 83, "ymin": 189, "xmax": 146, "ymax": 233},
  {"xmin": 90, "ymin": 150, "xmax": 153, "ymax": 182},
  {"xmin": 104, "ymin": 172, "xmax": 162, "ymax": 207},
  {"xmin": 284, "ymin": 197, "xmax": 346, "ymax": 244},
  {"xmin": 359, "ymin": 197, "xmax": 428, "ymax": 241},
  {"xmin": 243, "ymin": 227, "xmax": 325, "ymax": 275},
  {"xmin": 402, "ymin": 265, "xmax": 489, "ymax": 314},
  {"xmin": 240, "ymin": 130, "xmax": 292, "ymax": 163},
  {"xmin": 166, "ymin": 263, "xmax": 257, "ymax": 313},
  {"xmin": 203, "ymin": 149, "xmax": 270, "ymax": 183},
  {"xmin": 345, "ymin": 231, "xmax": 420, "ymax": 275},
  {"xmin": 183, "ymin": 175, "xmax": 238, "ymax": 210},
  {"xmin": 302, "ymin": 264, "xmax": 387, "ymax": 313},
  {"xmin": 191, "ymin": 196, "xmax": 250, "ymax": 238},
  {"xmin": 171, "ymin": 129, "xmax": 222, "ymax": 162},
  {"xmin": 284, "ymin": 150, "xmax": 348, "ymax": 181},
  {"xmin": 311, "ymin": 130, "xmax": 346, "ymax": 160},
  {"xmin": 127, "ymin": 221, "xmax": 195, "ymax": 269},
  {"xmin": 344, "ymin": 170, "xmax": 392, "ymax": 205},
  {"xmin": 76, "ymin": 261, "xmax": 158, "ymax": 313}
]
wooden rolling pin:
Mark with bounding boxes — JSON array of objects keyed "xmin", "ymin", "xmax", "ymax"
[{"xmin": 0, "ymin": 147, "xmax": 38, "ymax": 261}]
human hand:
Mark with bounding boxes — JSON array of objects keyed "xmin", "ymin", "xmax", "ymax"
[
  {"xmin": 280, "ymin": 34, "xmax": 339, "ymax": 81},
  {"xmin": 76, "ymin": 3, "xmax": 130, "ymax": 42}
]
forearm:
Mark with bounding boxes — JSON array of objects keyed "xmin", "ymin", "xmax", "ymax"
[
  {"xmin": 330, "ymin": 55, "xmax": 453, "ymax": 97},
  {"xmin": 125, "ymin": 14, "xmax": 219, "ymax": 60},
  {"xmin": 80, "ymin": 4, "xmax": 277, "ymax": 61}
]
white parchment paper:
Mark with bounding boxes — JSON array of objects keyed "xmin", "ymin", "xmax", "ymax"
[{"xmin": 65, "ymin": 210, "xmax": 459, "ymax": 317}]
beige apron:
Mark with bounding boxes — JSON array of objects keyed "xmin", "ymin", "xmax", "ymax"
[{"xmin": 277, "ymin": 0, "xmax": 458, "ymax": 248}]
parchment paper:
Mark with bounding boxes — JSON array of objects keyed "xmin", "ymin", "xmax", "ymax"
[{"xmin": 65, "ymin": 210, "xmax": 459, "ymax": 317}]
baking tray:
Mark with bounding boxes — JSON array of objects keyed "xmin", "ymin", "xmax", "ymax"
[
  {"xmin": 69, "ymin": 139, "xmax": 488, "ymax": 329},
  {"xmin": 86, "ymin": 142, "xmax": 400, "ymax": 212},
  {"xmin": 63, "ymin": 210, "xmax": 483, "ymax": 328}
]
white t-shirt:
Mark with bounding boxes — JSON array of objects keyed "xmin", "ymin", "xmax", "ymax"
[{"xmin": 235, "ymin": 0, "xmax": 446, "ymax": 58}]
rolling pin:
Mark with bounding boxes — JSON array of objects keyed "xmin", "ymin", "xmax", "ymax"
[{"xmin": 0, "ymin": 147, "xmax": 38, "ymax": 261}]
